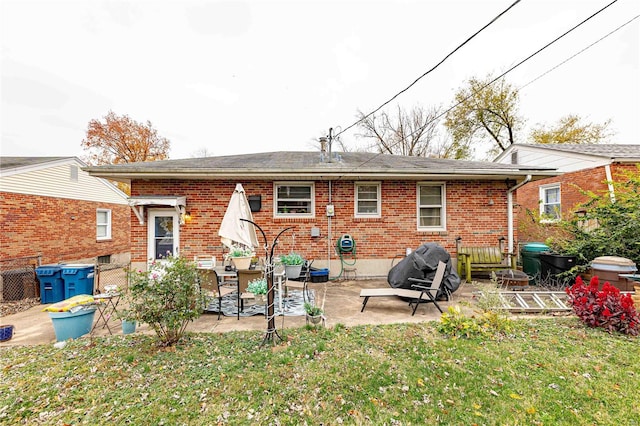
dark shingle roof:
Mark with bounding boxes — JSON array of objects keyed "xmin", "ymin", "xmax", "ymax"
[
  {"xmin": 85, "ymin": 151, "xmax": 554, "ymax": 178},
  {"xmin": 513, "ymin": 144, "xmax": 640, "ymax": 159},
  {"xmin": 0, "ymin": 157, "xmax": 74, "ymax": 171}
]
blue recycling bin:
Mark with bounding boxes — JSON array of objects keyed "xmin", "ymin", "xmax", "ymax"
[
  {"xmin": 36, "ymin": 265, "xmax": 64, "ymax": 304},
  {"xmin": 61, "ymin": 264, "xmax": 96, "ymax": 298}
]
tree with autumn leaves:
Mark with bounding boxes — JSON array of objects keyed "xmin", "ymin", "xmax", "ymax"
[
  {"xmin": 82, "ymin": 110, "xmax": 170, "ymax": 166},
  {"xmin": 82, "ymin": 111, "xmax": 170, "ymax": 194}
]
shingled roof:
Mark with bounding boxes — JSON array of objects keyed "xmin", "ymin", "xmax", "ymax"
[
  {"xmin": 0, "ymin": 157, "xmax": 76, "ymax": 171},
  {"xmin": 509, "ymin": 144, "xmax": 640, "ymax": 159},
  {"xmin": 84, "ymin": 151, "xmax": 557, "ymax": 182}
]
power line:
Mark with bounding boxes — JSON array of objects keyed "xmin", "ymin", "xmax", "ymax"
[
  {"xmin": 339, "ymin": 0, "xmax": 621, "ymax": 172},
  {"xmin": 333, "ymin": 0, "xmax": 523, "ymax": 139},
  {"xmin": 521, "ymin": 14, "xmax": 639, "ymax": 90}
]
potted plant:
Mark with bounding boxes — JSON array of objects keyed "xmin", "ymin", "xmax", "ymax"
[
  {"xmin": 304, "ymin": 302, "xmax": 323, "ymax": 325},
  {"xmin": 247, "ymin": 277, "xmax": 267, "ymax": 303},
  {"xmin": 281, "ymin": 252, "xmax": 304, "ymax": 279},
  {"xmin": 226, "ymin": 245, "xmax": 254, "ymax": 270}
]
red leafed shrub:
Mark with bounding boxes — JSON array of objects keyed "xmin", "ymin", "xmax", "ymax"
[{"xmin": 566, "ymin": 276, "xmax": 639, "ymax": 336}]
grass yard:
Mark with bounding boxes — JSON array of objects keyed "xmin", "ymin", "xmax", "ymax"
[{"xmin": 1, "ymin": 317, "xmax": 638, "ymax": 425}]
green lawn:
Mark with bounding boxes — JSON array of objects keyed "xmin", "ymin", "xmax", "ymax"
[{"xmin": 1, "ymin": 318, "xmax": 638, "ymax": 425}]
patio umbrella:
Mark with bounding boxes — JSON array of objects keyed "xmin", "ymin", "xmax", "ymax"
[{"xmin": 218, "ymin": 183, "xmax": 259, "ymax": 250}]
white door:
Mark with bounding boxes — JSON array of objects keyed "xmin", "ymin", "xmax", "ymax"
[{"xmin": 147, "ymin": 209, "xmax": 180, "ymax": 260}]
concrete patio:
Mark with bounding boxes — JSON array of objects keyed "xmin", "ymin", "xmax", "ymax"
[{"xmin": 0, "ymin": 278, "xmax": 479, "ymax": 347}]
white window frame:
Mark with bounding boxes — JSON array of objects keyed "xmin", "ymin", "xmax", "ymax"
[
  {"xmin": 147, "ymin": 209, "xmax": 180, "ymax": 260},
  {"xmin": 417, "ymin": 182, "xmax": 446, "ymax": 231},
  {"xmin": 539, "ymin": 184, "xmax": 561, "ymax": 222},
  {"xmin": 96, "ymin": 209, "xmax": 112, "ymax": 240},
  {"xmin": 354, "ymin": 182, "xmax": 381, "ymax": 218},
  {"xmin": 273, "ymin": 182, "xmax": 315, "ymax": 218}
]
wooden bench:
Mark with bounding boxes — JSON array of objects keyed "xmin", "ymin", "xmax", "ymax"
[{"xmin": 456, "ymin": 237, "xmax": 515, "ymax": 282}]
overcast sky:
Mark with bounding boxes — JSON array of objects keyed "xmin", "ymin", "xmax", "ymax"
[{"xmin": 2, "ymin": 0, "xmax": 638, "ymax": 161}]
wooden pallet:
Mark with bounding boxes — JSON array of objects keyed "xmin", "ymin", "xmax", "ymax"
[{"xmin": 487, "ymin": 291, "xmax": 572, "ymax": 313}]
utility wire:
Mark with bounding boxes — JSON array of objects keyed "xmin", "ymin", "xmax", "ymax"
[
  {"xmin": 338, "ymin": 0, "xmax": 621, "ymax": 173},
  {"xmin": 333, "ymin": 0, "xmax": 523, "ymax": 139},
  {"xmin": 521, "ymin": 13, "xmax": 639, "ymax": 89}
]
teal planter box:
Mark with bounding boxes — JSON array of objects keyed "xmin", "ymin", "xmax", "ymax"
[{"xmin": 48, "ymin": 306, "xmax": 97, "ymax": 341}]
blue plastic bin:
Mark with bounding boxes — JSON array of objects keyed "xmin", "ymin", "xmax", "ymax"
[
  {"xmin": 310, "ymin": 268, "xmax": 329, "ymax": 283},
  {"xmin": 36, "ymin": 265, "xmax": 64, "ymax": 304},
  {"xmin": 48, "ymin": 306, "xmax": 97, "ymax": 341},
  {"xmin": 61, "ymin": 264, "xmax": 95, "ymax": 298}
]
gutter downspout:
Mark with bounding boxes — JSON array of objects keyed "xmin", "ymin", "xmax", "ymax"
[
  {"xmin": 604, "ymin": 164, "xmax": 615, "ymax": 203},
  {"xmin": 507, "ymin": 174, "xmax": 531, "ymax": 262}
]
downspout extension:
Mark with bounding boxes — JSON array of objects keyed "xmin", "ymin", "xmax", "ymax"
[{"xmin": 507, "ymin": 174, "xmax": 532, "ymax": 263}]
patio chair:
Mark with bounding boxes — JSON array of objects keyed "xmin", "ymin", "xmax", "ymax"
[
  {"xmin": 285, "ymin": 259, "xmax": 313, "ymax": 303},
  {"xmin": 407, "ymin": 260, "xmax": 447, "ymax": 315},
  {"xmin": 236, "ymin": 269, "xmax": 263, "ymax": 320},
  {"xmin": 209, "ymin": 269, "xmax": 236, "ymax": 320}
]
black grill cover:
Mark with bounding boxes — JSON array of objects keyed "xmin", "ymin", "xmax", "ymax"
[{"xmin": 387, "ymin": 242, "xmax": 461, "ymax": 299}]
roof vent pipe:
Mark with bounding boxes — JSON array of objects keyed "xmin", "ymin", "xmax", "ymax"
[{"xmin": 319, "ymin": 137, "xmax": 328, "ymax": 155}]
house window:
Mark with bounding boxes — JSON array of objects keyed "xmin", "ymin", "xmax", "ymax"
[
  {"xmin": 274, "ymin": 182, "xmax": 314, "ymax": 217},
  {"xmin": 355, "ymin": 182, "xmax": 381, "ymax": 218},
  {"xmin": 417, "ymin": 183, "xmax": 446, "ymax": 230},
  {"xmin": 97, "ymin": 209, "xmax": 112, "ymax": 240},
  {"xmin": 540, "ymin": 185, "xmax": 561, "ymax": 221}
]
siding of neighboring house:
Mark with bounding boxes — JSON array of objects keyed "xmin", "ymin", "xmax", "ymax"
[
  {"xmin": 1, "ymin": 158, "xmax": 130, "ymax": 265},
  {"xmin": 516, "ymin": 163, "xmax": 638, "ymax": 243},
  {"xmin": 1, "ymin": 192, "xmax": 130, "ymax": 264},
  {"xmin": 131, "ymin": 178, "xmax": 513, "ymax": 275}
]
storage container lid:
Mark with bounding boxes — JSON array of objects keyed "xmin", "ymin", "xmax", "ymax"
[
  {"xmin": 522, "ymin": 243, "xmax": 550, "ymax": 252},
  {"xmin": 591, "ymin": 256, "xmax": 636, "ymax": 266},
  {"xmin": 591, "ymin": 256, "xmax": 637, "ymax": 272}
]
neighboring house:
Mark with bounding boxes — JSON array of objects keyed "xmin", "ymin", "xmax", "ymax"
[
  {"xmin": 0, "ymin": 157, "xmax": 130, "ymax": 265},
  {"xmin": 494, "ymin": 144, "xmax": 640, "ymax": 243},
  {"xmin": 84, "ymin": 150, "xmax": 557, "ymax": 277}
]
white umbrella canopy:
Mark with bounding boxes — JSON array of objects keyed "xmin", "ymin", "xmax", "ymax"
[{"xmin": 218, "ymin": 183, "xmax": 259, "ymax": 250}]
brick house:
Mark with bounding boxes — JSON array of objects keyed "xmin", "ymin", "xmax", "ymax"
[
  {"xmin": 85, "ymin": 151, "xmax": 556, "ymax": 277},
  {"xmin": 494, "ymin": 144, "xmax": 640, "ymax": 244},
  {"xmin": 1, "ymin": 157, "xmax": 130, "ymax": 265}
]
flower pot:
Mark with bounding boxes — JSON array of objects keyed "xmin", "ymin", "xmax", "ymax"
[
  {"xmin": 232, "ymin": 256, "xmax": 252, "ymax": 270},
  {"xmin": 306, "ymin": 314, "xmax": 322, "ymax": 325},
  {"xmin": 122, "ymin": 320, "xmax": 137, "ymax": 335},
  {"xmin": 0, "ymin": 324, "xmax": 14, "ymax": 342},
  {"xmin": 285, "ymin": 264, "xmax": 303, "ymax": 280}
]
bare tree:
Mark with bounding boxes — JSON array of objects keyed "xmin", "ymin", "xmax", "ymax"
[
  {"xmin": 190, "ymin": 147, "xmax": 216, "ymax": 158},
  {"xmin": 356, "ymin": 104, "xmax": 445, "ymax": 157}
]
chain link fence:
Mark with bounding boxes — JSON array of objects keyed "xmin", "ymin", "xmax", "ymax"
[
  {"xmin": 0, "ymin": 256, "xmax": 41, "ymax": 302},
  {"xmin": 1, "ymin": 257, "xmax": 130, "ymax": 316},
  {"xmin": 95, "ymin": 263, "xmax": 130, "ymax": 294}
]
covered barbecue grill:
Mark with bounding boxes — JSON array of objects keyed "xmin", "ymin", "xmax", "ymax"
[{"xmin": 387, "ymin": 243, "xmax": 461, "ymax": 299}]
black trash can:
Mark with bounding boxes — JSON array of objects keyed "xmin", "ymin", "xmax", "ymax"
[{"xmin": 539, "ymin": 253, "xmax": 576, "ymax": 286}]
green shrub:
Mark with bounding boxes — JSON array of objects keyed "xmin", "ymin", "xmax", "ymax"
[
  {"xmin": 124, "ymin": 255, "xmax": 206, "ymax": 346},
  {"xmin": 437, "ymin": 304, "xmax": 513, "ymax": 339}
]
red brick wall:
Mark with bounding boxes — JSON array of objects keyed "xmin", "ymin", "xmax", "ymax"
[
  {"xmin": 131, "ymin": 179, "xmax": 515, "ymax": 263},
  {"xmin": 1, "ymin": 192, "xmax": 130, "ymax": 264},
  {"xmin": 515, "ymin": 162, "xmax": 639, "ymax": 242}
]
